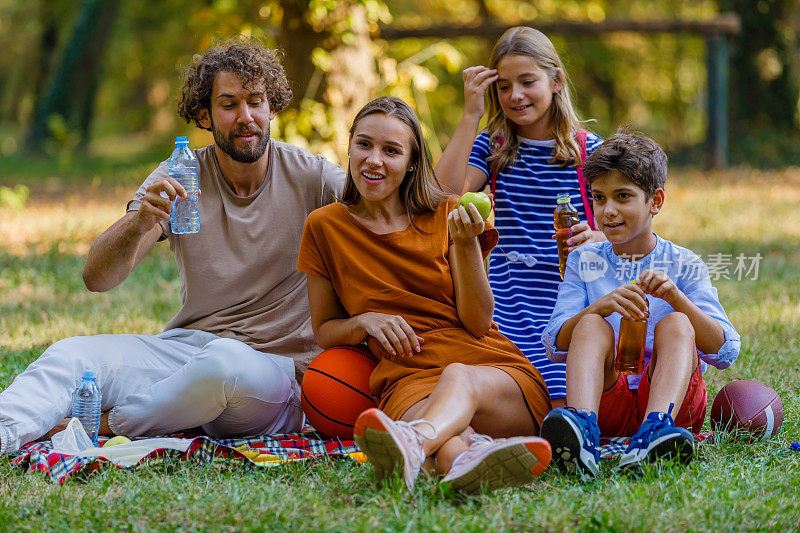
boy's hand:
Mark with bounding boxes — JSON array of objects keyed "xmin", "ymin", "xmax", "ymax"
[
  {"xmin": 587, "ymin": 282, "xmax": 649, "ymax": 320},
  {"xmin": 448, "ymin": 204, "xmax": 485, "ymax": 244},
  {"xmin": 637, "ymin": 269, "xmax": 681, "ymax": 306}
]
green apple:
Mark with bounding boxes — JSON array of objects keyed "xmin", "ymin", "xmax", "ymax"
[
  {"xmin": 103, "ymin": 435, "xmax": 132, "ymax": 447},
  {"xmin": 458, "ymin": 192, "xmax": 492, "ymax": 221}
]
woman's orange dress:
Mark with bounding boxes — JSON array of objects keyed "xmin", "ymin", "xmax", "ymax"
[{"xmin": 297, "ymin": 200, "xmax": 551, "ymax": 424}]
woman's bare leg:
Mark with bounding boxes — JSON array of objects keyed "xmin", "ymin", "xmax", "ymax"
[{"xmin": 400, "ymin": 363, "xmax": 538, "ymax": 468}]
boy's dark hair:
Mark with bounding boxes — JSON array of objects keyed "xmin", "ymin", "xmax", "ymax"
[
  {"xmin": 583, "ymin": 127, "xmax": 667, "ymax": 198},
  {"xmin": 178, "ymin": 36, "xmax": 292, "ymax": 130}
]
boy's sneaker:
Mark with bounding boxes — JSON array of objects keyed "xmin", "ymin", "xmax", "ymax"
[
  {"xmin": 441, "ymin": 433, "xmax": 551, "ymax": 494},
  {"xmin": 353, "ymin": 408, "xmax": 436, "ymax": 490},
  {"xmin": 539, "ymin": 407, "xmax": 601, "ymax": 477},
  {"xmin": 618, "ymin": 404, "xmax": 694, "ymax": 471}
]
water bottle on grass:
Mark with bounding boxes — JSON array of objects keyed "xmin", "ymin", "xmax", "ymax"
[
  {"xmin": 73, "ymin": 369, "xmax": 102, "ymax": 446},
  {"xmin": 169, "ymin": 136, "xmax": 200, "ymax": 234}
]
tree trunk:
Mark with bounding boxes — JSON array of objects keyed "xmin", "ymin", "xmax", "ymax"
[
  {"xmin": 721, "ymin": 0, "xmax": 798, "ymax": 132},
  {"xmin": 325, "ymin": 4, "xmax": 379, "ymax": 162},
  {"xmin": 25, "ymin": 0, "xmax": 122, "ymax": 152},
  {"xmin": 279, "ymin": 0, "xmax": 324, "ymax": 105},
  {"xmin": 31, "ymin": 0, "xmax": 60, "ymax": 118}
]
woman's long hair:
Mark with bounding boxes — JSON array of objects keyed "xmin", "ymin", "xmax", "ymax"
[
  {"xmin": 341, "ymin": 96, "xmax": 447, "ymax": 230},
  {"xmin": 485, "ymin": 26, "xmax": 587, "ymax": 174}
]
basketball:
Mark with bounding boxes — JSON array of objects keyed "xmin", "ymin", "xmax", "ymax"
[
  {"xmin": 710, "ymin": 380, "xmax": 783, "ymax": 439},
  {"xmin": 301, "ymin": 345, "xmax": 378, "ymax": 440}
]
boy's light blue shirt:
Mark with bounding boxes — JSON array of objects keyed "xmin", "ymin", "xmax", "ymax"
[{"xmin": 541, "ymin": 234, "xmax": 740, "ymax": 389}]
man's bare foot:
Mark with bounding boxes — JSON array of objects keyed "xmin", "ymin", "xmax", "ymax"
[
  {"xmin": 99, "ymin": 411, "xmax": 112, "ymax": 436},
  {"xmin": 37, "ymin": 412, "xmax": 113, "ymax": 441}
]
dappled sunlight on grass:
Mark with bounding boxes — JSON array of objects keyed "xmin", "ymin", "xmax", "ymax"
[
  {"xmin": 0, "ymin": 187, "xmax": 132, "ymax": 256},
  {"xmin": 1, "ymin": 183, "xmax": 180, "ymax": 353},
  {"xmin": 654, "ymin": 167, "xmax": 800, "ymax": 245}
]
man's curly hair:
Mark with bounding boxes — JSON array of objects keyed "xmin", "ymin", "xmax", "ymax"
[{"xmin": 178, "ymin": 37, "xmax": 292, "ymax": 130}]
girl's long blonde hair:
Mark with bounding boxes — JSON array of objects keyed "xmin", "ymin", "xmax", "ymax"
[
  {"xmin": 486, "ymin": 26, "xmax": 586, "ymax": 174},
  {"xmin": 341, "ymin": 97, "xmax": 447, "ymax": 231}
]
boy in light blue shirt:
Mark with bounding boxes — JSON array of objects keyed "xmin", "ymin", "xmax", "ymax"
[{"xmin": 539, "ymin": 129, "xmax": 740, "ymax": 476}]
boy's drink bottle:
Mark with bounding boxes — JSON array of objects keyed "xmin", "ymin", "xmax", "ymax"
[
  {"xmin": 72, "ymin": 369, "xmax": 102, "ymax": 446},
  {"xmin": 615, "ymin": 283, "xmax": 648, "ymax": 375},
  {"xmin": 554, "ymin": 193, "xmax": 580, "ymax": 279},
  {"xmin": 169, "ymin": 136, "xmax": 200, "ymax": 234}
]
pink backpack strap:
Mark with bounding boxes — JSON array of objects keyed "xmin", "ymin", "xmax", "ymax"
[
  {"xmin": 576, "ymin": 131, "xmax": 595, "ymax": 230},
  {"xmin": 490, "ymin": 136, "xmax": 504, "ymax": 197},
  {"xmin": 491, "ymin": 133, "xmax": 594, "ymax": 231}
]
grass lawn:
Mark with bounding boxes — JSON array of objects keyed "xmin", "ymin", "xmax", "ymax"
[{"xmin": 1, "ymin": 159, "xmax": 799, "ymax": 531}]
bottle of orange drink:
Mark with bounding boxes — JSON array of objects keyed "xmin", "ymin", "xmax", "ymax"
[
  {"xmin": 615, "ymin": 281, "xmax": 648, "ymax": 375},
  {"xmin": 554, "ymin": 193, "xmax": 580, "ymax": 279}
]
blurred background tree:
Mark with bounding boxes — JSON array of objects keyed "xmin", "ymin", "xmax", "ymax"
[{"xmin": 0, "ymin": 0, "xmax": 797, "ymax": 167}]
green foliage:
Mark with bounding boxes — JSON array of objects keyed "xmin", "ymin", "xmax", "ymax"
[
  {"xmin": 1, "ymin": 1, "xmax": 798, "ymax": 167},
  {"xmin": 0, "ymin": 185, "xmax": 29, "ymax": 209}
]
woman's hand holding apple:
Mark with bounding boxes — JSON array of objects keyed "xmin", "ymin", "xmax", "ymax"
[
  {"xmin": 448, "ymin": 204, "xmax": 485, "ymax": 245},
  {"xmin": 357, "ymin": 312, "xmax": 423, "ymax": 358}
]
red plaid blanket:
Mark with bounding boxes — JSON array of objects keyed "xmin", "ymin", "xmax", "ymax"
[
  {"xmin": 9, "ymin": 431, "xmax": 365, "ymax": 484},
  {"xmin": 8, "ymin": 432, "xmax": 710, "ymax": 484}
]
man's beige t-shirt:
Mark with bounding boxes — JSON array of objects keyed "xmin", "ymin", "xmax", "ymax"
[{"xmin": 128, "ymin": 140, "xmax": 345, "ymax": 380}]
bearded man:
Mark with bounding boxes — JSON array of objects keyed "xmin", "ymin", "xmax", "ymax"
[{"xmin": 0, "ymin": 39, "xmax": 345, "ymax": 454}]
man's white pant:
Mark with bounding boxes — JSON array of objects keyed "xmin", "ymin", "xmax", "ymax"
[{"xmin": 0, "ymin": 328, "xmax": 303, "ymax": 455}]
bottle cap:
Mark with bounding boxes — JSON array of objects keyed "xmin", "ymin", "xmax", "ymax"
[
  {"xmin": 556, "ymin": 192, "xmax": 571, "ymax": 204},
  {"xmin": 175, "ymin": 136, "xmax": 189, "ymax": 146},
  {"xmin": 81, "ymin": 369, "xmax": 97, "ymax": 380}
]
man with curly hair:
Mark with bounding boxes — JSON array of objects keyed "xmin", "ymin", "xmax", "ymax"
[{"xmin": 0, "ymin": 39, "xmax": 345, "ymax": 455}]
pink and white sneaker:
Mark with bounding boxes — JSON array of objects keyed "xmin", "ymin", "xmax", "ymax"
[
  {"xmin": 441, "ymin": 433, "xmax": 552, "ymax": 493},
  {"xmin": 353, "ymin": 408, "xmax": 436, "ymax": 490}
]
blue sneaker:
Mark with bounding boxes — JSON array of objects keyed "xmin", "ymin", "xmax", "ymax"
[
  {"xmin": 540, "ymin": 407, "xmax": 601, "ymax": 477},
  {"xmin": 618, "ymin": 404, "xmax": 694, "ymax": 471}
]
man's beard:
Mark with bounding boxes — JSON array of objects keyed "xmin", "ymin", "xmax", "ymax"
[{"xmin": 211, "ymin": 119, "xmax": 270, "ymax": 163}]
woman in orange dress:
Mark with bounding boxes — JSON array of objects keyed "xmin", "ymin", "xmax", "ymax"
[{"xmin": 297, "ymin": 97, "xmax": 552, "ymax": 493}]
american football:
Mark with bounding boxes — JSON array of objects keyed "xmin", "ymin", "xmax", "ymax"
[{"xmin": 710, "ymin": 380, "xmax": 783, "ymax": 439}]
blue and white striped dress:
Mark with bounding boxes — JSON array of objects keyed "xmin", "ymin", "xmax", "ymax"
[{"xmin": 468, "ymin": 131, "xmax": 603, "ymax": 399}]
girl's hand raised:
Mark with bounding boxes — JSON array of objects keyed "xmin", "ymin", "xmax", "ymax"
[
  {"xmin": 463, "ymin": 66, "xmax": 498, "ymax": 120},
  {"xmin": 559, "ymin": 222, "xmax": 607, "ymax": 252},
  {"xmin": 357, "ymin": 312, "xmax": 423, "ymax": 358},
  {"xmin": 448, "ymin": 204, "xmax": 485, "ymax": 245}
]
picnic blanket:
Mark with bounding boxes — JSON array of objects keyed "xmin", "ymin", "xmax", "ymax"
[
  {"xmin": 9, "ymin": 430, "xmax": 365, "ymax": 484},
  {"xmin": 8, "ymin": 431, "xmax": 712, "ymax": 484}
]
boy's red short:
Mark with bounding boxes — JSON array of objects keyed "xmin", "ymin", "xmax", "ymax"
[{"xmin": 597, "ymin": 363, "xmax": 707, "ymax": 436}]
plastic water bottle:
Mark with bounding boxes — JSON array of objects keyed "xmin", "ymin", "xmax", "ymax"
[
  {"xmin": 72, "ymin": 369, "xmax": 102, "ymax": 446},
  {"xmin": 168, "ymin": 136, "xmax": 200, "ymax": 234}
]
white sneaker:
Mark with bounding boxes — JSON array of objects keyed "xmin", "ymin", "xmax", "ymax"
[
  {"xmin": 441, "ymin": 433, "xmax": 552, "ymax": 494},
  {"xmin": 353, "ymin": 408, "xmax": 436, "ymax": 490}
]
